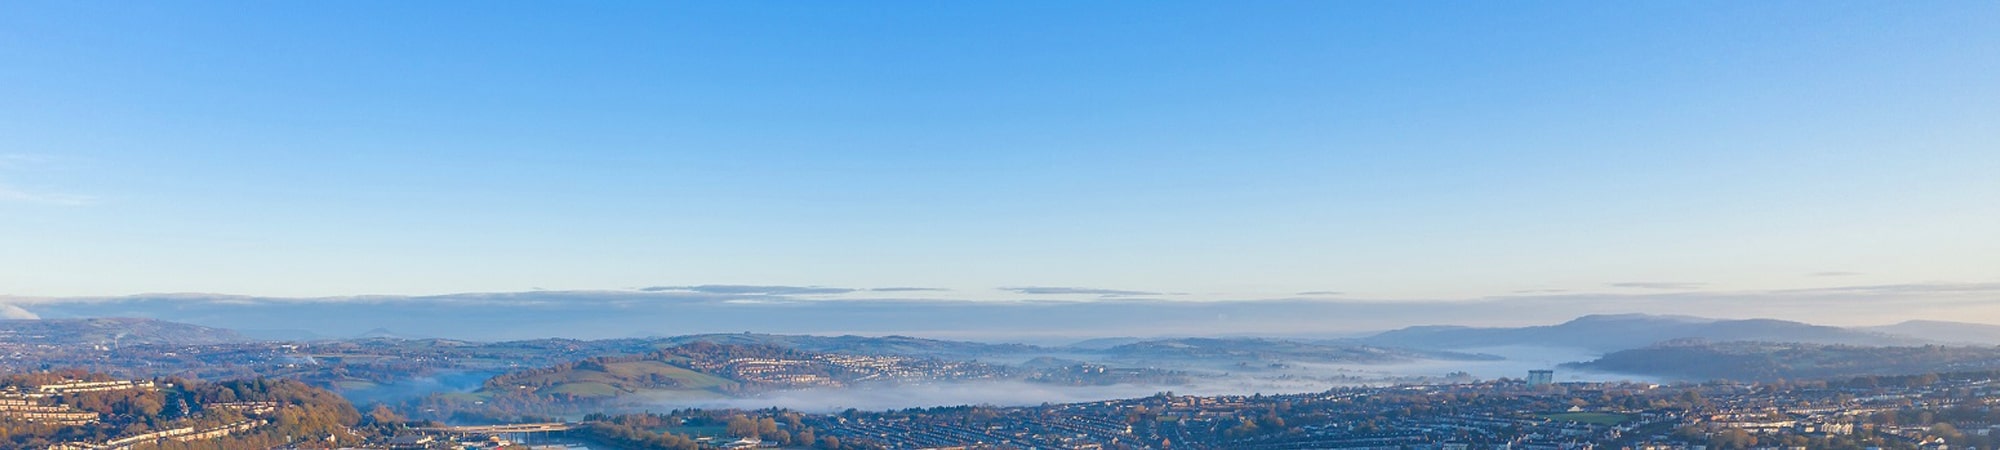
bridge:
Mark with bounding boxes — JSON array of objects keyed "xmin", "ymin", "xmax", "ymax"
[{"xmin": 411, "ymin": 422, "xmax": 575, "ymax": 434}]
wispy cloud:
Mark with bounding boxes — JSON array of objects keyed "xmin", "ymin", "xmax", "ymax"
[
  {"xmin": 1608, "ymin": 281, "xmax": 1706, "ymax": 290},
  {"xmin": 1513, "ymin": 289, "xmax": 1569, "ymax": 294},
  {"xmin": 869, "ymin": 287, "xmax": 950, "ymax": 292},
  {"xmin": 0, "ymin": 154, "xmax": 48, "ymax": 167},
  {"xmin": 1773, "ymin": 282, "xmax": 2000, "ymax": 296},
  {"xmin": 0, "ymin": 185, "xmax": 92, "ymax": 206},
  {"xmin": 1810, "ymin": 271, "xmax": 1863, "ymax": 277},
  {"xmin": 0, "ymin": 154, "xmax": 92, "ymax": 206},
  {"xmin": 998, "ymin": 287, "xmax": 1161, "ymax": 296},
  {"xmin": 639, "ymin": 285, "xmax": 856, "ymax": 295},
  {"xmin": 1295, "ymin": 291, "xmax": 1344, "ymax": 296}
]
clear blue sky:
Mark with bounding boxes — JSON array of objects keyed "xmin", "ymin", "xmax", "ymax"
[{"xmin": 2, "ymin": 1, "xmax": 1996, "ymax": 299}]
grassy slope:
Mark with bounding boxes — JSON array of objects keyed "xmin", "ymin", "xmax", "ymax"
[{"xmin": 507, "ymin": 360, "xmax": 740, "ymax": 398}]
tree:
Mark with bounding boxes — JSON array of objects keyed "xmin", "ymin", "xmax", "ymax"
[
  {"xmin": 366, "ymin": 404, "xmax": 406, "ymax": 427},
  {"xmin": 1711, "ymin": 428, "xmax": 1756, "ymax": 449},
  {"xmin": 818, "ymin": 436, "xmax": 841, "ymax": 449},
  {"xmin": 757, "ymin": 417, "xmax": 779, "ymax": 436},
  {"xmin": 725, "ymin": 416, "xmax": 757, "ymax": 438},
  {"xmin": 1931, "ymin": 422, "xmax": 1963, "ymax": 440}
]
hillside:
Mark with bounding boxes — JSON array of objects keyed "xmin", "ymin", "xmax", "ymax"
[
  {"xmin": 1066, "ymin": 337, "xmax": 1147, "ymax": 350},
  {"xmin": 1100, "ymin": 337, "xmax": 1497, "ymax": 364},
  {"xmin": 0, "ymin": 318, "xmax": 245, "ymax": 346},
  {"xmin": 1565, "ymin": 340, "xmax": 2000, "ymax": 382},
  {"xmin": 1864, "ymin": 320, "xmax": 2000, "ymax": 345},
  {"xmin": 658, "ymin": 333, "xmax": 1044, "ymax": 358},
  {"xmin": 488, "ymin": 357, "xmax": 742, "ymax": 399},
  {"xmin": 472, "ymin": 342, "xmax": 1017, "ymax": 399},
  {"xmin": 1363, "ymin": 314, "xmax": 1919, "ymax": 352},
  {"xmin": 0, "ymin": 370, "xmax": 364, "ymax": 449}
]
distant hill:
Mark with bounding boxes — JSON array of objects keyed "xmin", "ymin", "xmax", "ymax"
[
  {"xmin": 1863, "ymin": 320, "xmax": 2000, "ymax": 345},
  {"xmin": 658, "ymin": 333, "xmax": 1044, "ymax": 358},
  {"xmin": 1099, "ymin": 337, "xmax": 1497, "ymax": 364},
  {"xmin": 0, "ymin": 318, "xmax": 245, "ymax": 346},
  {"xmin": 480, "ymin": 344, "xmax": 748, "ymax": 400},
  {"xmin": 1566, "ymin": 340, "xmax": 2000, "ymax": 382},
  {"xmin": 357, "ymin": 327, "xmax": 432, "ymax": 340},
  {"xmin": 1363, "ymin": 314, "xmax": 1921, "ymax": 353},
  {"xmin": 1066, "ymin": 337, "xmax": 1147, "ymax": 350},
  {"xmin": 461, "ymin": 341, "xmax": 1033, "ymax": 405}
]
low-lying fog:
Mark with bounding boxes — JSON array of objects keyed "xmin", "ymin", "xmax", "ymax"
[
  {"xmin": 1370, "ymin": 345, "xmax": 1641, "ymax": 382},
  {"xmin": 625, "ymin": 346, "xmax": 1645, "ymax": 413},
  {"xmin": 329, "ymin": 347, "xmax": 1646, "ymax": 413}
]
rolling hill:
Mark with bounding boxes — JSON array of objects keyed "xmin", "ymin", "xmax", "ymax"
[
  {"xmin": 1566, "ymin": 340, "xmax": 2000, "ymax": 382},
  {"xmin": 658, "ymin": 333, "xmax": 1044, "ymax": 358},
  {"xmin": 1100, "ymin": 337, "xmax": 1498, "ymax": 364},
  {"xmin": 1363, "ymin": 314, "xmax": 1922, "ymax": 352},
  {"xmin": 1863, "ymin": 320, "xmax": 2000, "ymax": 345},
  {"xmin": 0, "ymin": 318, "xmax": 245, "ymax": 346}
]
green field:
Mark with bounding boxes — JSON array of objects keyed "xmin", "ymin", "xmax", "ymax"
[
  {"xmin": 603, "ymin": 361, "xmax": 737, "ymax": 390},
  {"xmin": 1540, "ymin": 412, "xmax": 1630, "ymax": 425},
  {"xmin": 547, "ymin": 382, "xmax": 621, "ymax": 397},
  {"xmin": 508, "ymin": 360, "xmax": 740, "ymax": 398}
]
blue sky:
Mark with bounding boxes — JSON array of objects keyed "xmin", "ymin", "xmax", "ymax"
[{"xmin": 2, "ymin": 1, "xmax": 1996, "ymax": 301}]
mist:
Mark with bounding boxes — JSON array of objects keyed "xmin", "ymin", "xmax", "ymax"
[
  {"xmin": 622, "ymin": 346, "xmax": 1650, "ymax": 413},
  {"xmin": 1279, "ymin": 346, "xmax": 1650, "ymax": 383}
]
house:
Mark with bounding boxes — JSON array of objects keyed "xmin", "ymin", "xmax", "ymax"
[{"xmin": 387, "ymin": 434, "xmax": 434, "ymax": 449}]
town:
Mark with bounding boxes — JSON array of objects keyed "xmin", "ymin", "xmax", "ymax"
[
  {"xmin": 770, "ymin": 370, "xmax": 2000, "ymax": 450},
  {"xmin": 73, "ymin": 368, "xmax": 1978, "ymax": 450},
  {"xmin": 0, "ymin": 372, "xmax": 331, "ymax": 450}
]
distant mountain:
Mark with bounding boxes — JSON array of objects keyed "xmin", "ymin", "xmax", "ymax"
[
  {"xmin": 1567, "ymin": 340, "xmax": 2000, "ymax": 382},
  {"xmin": 1066, "ymin": 337, "xmax": 1147, "ymax": 350},
  {"xmin": 1099, "ymin": 337, "xmax": 1497, "ymax": 364},
  {"xmin": 357, "ymin": 328, "xmax": 429, "ymax": 340},
  {"xmin": 658, "ymin": 333, "xmax": 1045, "ymax": 358},
  {"xmin": 1364, "ymin": 314, "xmax": 1921, "ymax": 353},
  {"xmin": 0, "ymin": 318, "xmax": 245, "ymax": 346},
  {"xmin": 1863, "ymin": 320, "xmax": 2000, "ymax": 345}
]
